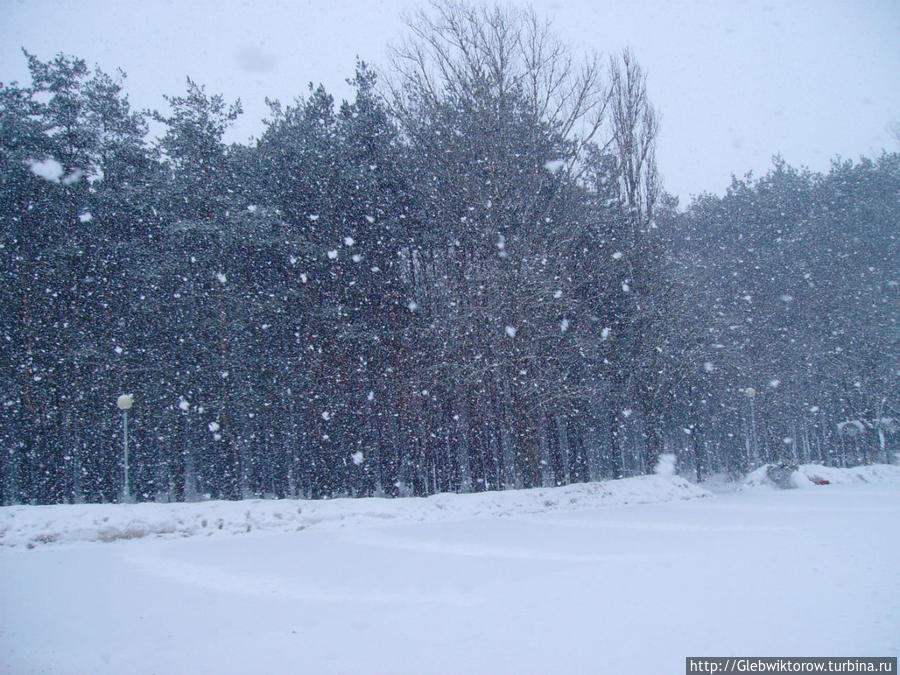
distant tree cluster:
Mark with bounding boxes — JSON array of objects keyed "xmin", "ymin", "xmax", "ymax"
[
  {"xmin": 668, "ymin": 156, "xmax": 899, "ymax": 478},
  {"xmin": 1, "ymin": 1, "xmax": 897, "ymax": 504}
]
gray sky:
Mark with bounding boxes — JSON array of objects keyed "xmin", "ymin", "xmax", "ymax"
[{"xmin": 2, "ymin": 0, "xmax": 898, "ymax": 201}]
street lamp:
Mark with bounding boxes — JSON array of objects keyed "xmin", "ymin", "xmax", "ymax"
[{"xmin": 117, "ymin": 394, "xmax": 133, "ymax": 502}]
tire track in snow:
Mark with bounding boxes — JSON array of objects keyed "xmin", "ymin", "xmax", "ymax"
[
  {"xmin": 518, "ymin": 516, "xmax": 793, "ymax": 533},
  {"xmin": 340, "ymin": 532, "xmax": 679, "ymax": 563},
  {"xmin": 120, "ymin": 545, "xmax": 480, "ymax": 607}
]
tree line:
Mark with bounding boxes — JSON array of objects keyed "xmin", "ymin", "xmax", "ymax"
[{"xmin": 1, "ymin": 1, "xmax": 897, "ymax": 504}]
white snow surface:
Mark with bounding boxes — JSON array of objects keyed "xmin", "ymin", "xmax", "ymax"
[
  {"xmin": 2, "ymin": 467, "xmax": 899, "ymax": 674},
  {"xmin": 741, "ymin": 462, "xmax": 900, "ymax": 490},
  {"xmin": 0, "ymin": 473, "xmax": 707, "ymax": 549}
]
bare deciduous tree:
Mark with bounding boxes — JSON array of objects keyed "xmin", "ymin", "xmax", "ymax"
[
  {"xmin": 387, "ymin": 0, "xmax": 607, "ymax": 170},
  {"xmin": 608, "ymin": 48, "xmax": 659, "ymax": 231}
]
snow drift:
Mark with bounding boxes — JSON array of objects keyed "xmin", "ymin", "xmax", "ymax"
[
  {"xmin": 1, "ymin": 474, "xmax": 708, "ymax": 549},
  {"xmin": 742, "ymin": 462, "xmax": 900, "ymax": 490}
]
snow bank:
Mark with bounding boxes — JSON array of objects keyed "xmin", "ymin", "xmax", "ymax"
[
  {"xmin": 0, "ymin": 474, "xmax": 708, "ymax": 549},
  {"xmin": 742, "ymin": 462, "xmax": 900, "ymax": 490},
  {"xmin": 654, "ymin": 453, "xmax": 677, "ymax": 476}
]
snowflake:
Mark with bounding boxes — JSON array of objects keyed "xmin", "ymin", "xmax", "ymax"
[
  {"xmin": 544, "ymin": 159, "xmax": 565, "ymax": 173},
  {"xmin": 28, "ymin": 157, "xmax": 64, "ymax": 182}
]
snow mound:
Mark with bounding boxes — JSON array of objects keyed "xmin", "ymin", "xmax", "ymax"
[
  {"xmin": 742, "ymin": 463, "xmax": 900, "ymax": 490},
  {"xmin": 654, "ymin": 453, "xmax": 676, "ymax": 476},
  {"xmin": 0, "ymin": 474, "xmax": 709, "ymax": 549}
]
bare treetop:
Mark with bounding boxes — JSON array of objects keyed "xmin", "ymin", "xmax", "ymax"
[{"xmin": 387, "ymin": 0, "xmax": 607, "ymax": 163}]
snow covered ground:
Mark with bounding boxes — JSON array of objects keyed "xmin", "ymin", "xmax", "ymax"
[
  {"xmin": 2, "ymin": 466, "xmax": 898, "ymax": 673},
  {"xmin": 0, "ymin": 473, "xmax": 709, "ymax": 550}
]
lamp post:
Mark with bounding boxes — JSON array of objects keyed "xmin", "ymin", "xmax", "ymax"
[
  {"xmin": 117, "ymin": 394, "xmax": 133, "ymax": 502},
  {"xmin": 744, "ymin": 387, "xmax": 757, "ymax": 468}
]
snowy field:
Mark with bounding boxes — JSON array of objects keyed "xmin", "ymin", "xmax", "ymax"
[{"xmin": 2, "ymin": 466, "xmax": 899, "ymax": 674}]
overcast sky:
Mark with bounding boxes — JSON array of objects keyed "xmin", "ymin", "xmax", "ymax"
[{"xmin": 2, "ymin": 0, "xmax": 898, "ymax": 201}]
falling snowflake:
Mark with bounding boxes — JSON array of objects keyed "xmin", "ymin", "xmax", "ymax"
[
  {"xmin": 327, "ymin": 249, "xmax": 338, "ymax": 260},
  {"xmin": 28, "ymin": 157, "xmax": 64, "ymax": 182},
  {"xmin": 308, "ymin": 214, "xmax": 319, "ymax": 221},
  {"xmin": 351, "ymin": 451, "xmax": 364, "ymax": 466},
  {"xmin": 544, "ymin": 159, "xmax": 565, "ymax": 173},
  {"xmin": 407, "ymin": 300, "xmax": 418, "ymax": 312},
  {"xmin": 321, "ymin": 411, "xmax": 331, "ymax": 421},
  {"xmin": 62, "ymin": 169, "xmax": 84, "ymax": 185},
  {"xmin": 560, "ymin": 319, "xmax": 570, "ymax": 333},
  {"xmin": 343, "ymin": 236, "xmax": 355, "ymax": 247},
  {"xmin": 612, "ymin": 251, "xmax": 623, "ymax": 260},
  {"xmin": 208, "ymin": 421, "xmax": 220, "ymax": 432},
  {"xmin": 215, "ymin": 272, "xmax": 227, "ymax": 284},
  {"xmin": 505, "ymin": 325, "xmax": 517, "ymax": 338}
]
